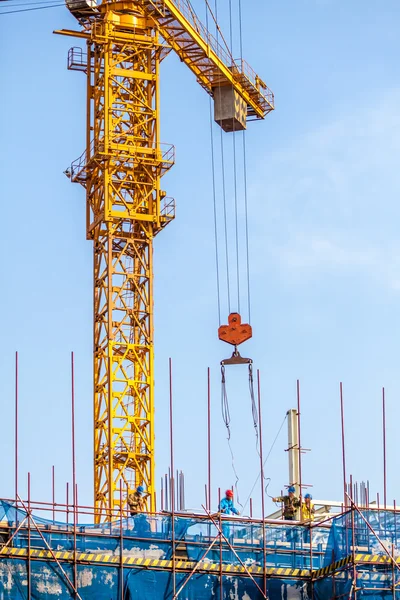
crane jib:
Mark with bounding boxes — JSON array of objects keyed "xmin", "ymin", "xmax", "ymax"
[{"xmin": 61, "ymin": 0, "xmax": 274, "ymax": 128}]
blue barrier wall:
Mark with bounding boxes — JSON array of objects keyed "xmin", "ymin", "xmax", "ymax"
[{"xmin": 1, "ymin": 501, "xmax": 399, "ymax": 599}]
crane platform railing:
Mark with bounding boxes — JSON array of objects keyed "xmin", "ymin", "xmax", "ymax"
[
  {"xmin": 67, "ymin": 46, "xmax": 88, "ymax": 72},
  {"xmin": 70, "ymin": 139, "xmax": 175, "ymax": 184},
  {"xmin": 159, "ymin": 196, "xmax": 176, "ymax": 225}
]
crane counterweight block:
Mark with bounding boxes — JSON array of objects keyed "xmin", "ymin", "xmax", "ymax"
[{"xmin": 218, "ymin": 312, "xmax": 252, "ymax": 347}]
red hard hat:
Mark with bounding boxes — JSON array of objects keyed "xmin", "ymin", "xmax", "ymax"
[{"xmin": 226, "ymin": 489, "xmax": 234, "ymax": 498}]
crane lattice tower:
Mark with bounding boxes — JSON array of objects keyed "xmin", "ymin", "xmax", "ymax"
[{"xmin": 58, "ymin": 0, "xmax": 274, "ymax": 522}]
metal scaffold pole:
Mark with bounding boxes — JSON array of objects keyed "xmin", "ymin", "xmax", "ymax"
[
  {"xmin": 257, "ymin": 370, "xmax": 267, "ymax": 597},
  {"xmin": 15, "ymin": 351, "xmax": 18, "ymax": 517},
  {"xmin": 207, "ymin": 367, "xmax": 211, "ymax": 512},
  {"xmin": 169, "ymin": 358, "xmax": 176, "ymax": 598},
  {"xmin": 340, "ymin": 383, "xmax": 347, "ymax": 508},
  {"xmin": 27, "ymin": 472, "xmax": 31, "ymax": 600}
]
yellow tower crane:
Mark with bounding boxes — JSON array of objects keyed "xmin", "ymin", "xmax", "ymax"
[{"xmin": 56, "ymin": 0, "xmax": 274, "ymax": 522}]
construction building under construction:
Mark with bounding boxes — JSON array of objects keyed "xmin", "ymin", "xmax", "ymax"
[
  {"xmin": 0, "ymin": 0, "xmax": 397, "ymax": 598},
  {"xmin": 1, "ymin": 461, "xmax": 400, "ymax": 599}
]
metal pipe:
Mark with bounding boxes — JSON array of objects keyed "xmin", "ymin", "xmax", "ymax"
[
  {"xmin": 17, "ymin": 494, "xmax": 83, "ymax": 599},
  {"xmin": 297, "ymin": 380, "xmax": 303, "ymax": 502},
  {"xmin": 207, "ymin": 367, "xmax": 211, "ymax": 512},
  {"xmin": 176, "ymin": 469, "xmax": 179, "ymax": 511},
  {"xmin": 181, "ymin": 472, "xmax": 184, "ymax": 510},
  {"xmin": 350, "ymin": 489, "xmax": 357, "ymax": 599},
  {"xmin": 219, "ymin": 487, "xmax": 223, "ymax": 600},
  {"xmin": 310, "ymin": 526, "xmax": 314, "ymax": 600},
  {"xmin": 28, "ymin": 472, "xmax": 31, "ymax": 600},
  {"xmin": 173, "ymin": 534, "xmax": 220, "ymax": 599},
  {"xmin": 205, "ymin": 506, "xmax": 268, "ymax": 599},
  {"xmin": 383, "ymin": 387, "xmax": 387, "ymax": 509},
  {"xmin": 340, "ymin": 382, "xmax": 347, "ymax": 507},
  {"xmin": 347, "ymin": 493, "xmax": 400, "ymax": 577},
  {"xmin": 377, "ymin": 492, "xmax": 381, "ymax": 556},
  {"xmin": 71, "ymin": 352, "xmax": 77, "ymax": 598},
  {"xmin": 52, "ymin": 466, "xmax": 55, "ymax": 524},
  {"xmin": 66, "ymin": 482, "xmax": 69, "ymax": 527},
  {"xmin": 392, "ymin": 541, "xmax": 395, "ymax": 600},
  {"xmin": 0, "ymin": 512, "xmax": 30, "ymax": 553},
  {"xmin": 15, "ymin": 351, "xmax": 18, "ymax": 516},
  {"xmin": 257, "ymin": 369, "xmax": 267, "ymax": 597},
  {"xmin": 169, "ymin": 358, "xmax": 176, "ymax": 598},
  {"xmin": 71, "ymin": 352, "xmax": 77, "ymax": 512},
  {"xmin": 120, "ymin": 479, "xmax": 124, "ymax": 600}
]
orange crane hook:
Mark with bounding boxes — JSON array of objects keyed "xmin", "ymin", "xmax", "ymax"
[{"xmin": 218, "ymin": 313, "xmax": 252, "ymax": 365}]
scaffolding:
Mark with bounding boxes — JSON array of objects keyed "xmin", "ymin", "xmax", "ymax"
[{"xmin": 1, "ymin": 493, "xmax": 400, "ymax": 599}]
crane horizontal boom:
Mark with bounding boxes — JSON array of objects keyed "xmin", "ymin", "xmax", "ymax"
[
  {"xmin": 140, "ymin": 0, "xmax": 274, "ymax": 121},
  {"xmin": 59, "ymin": 0, "xmax": 274, "ymax": 128}
]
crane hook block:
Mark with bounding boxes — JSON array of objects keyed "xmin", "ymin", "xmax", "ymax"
[{"xmin": 218, "ymin": 313, "xmax": 252, "ymax": 347}]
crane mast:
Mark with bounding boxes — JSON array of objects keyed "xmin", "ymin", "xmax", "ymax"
[{"xmin": 57, "ymin": 0, "xmax": 273, "ymax": 522}]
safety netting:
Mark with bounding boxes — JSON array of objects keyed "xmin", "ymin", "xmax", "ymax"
[
  {"xmin": 0, "ymin": 501, "xmax": 331, "ymax": 570},
  {"xmin": 327, "ymin": 508, "xmax": 400, "ymax": 562},
  {"xmin": 1, "ymin": 502, "xmax": 399, "ymax": 599}
]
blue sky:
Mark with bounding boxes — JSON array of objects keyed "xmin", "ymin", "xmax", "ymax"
[{"xmin": 0, "ymin": 0, "xmax": 399, "ymax": 519}]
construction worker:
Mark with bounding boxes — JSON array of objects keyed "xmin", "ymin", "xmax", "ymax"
[
  {"xmin": 127, "ymin": 485, "xmax": 144, "ymax": 517},
  {"xmin": 272, "ymin": 486, "xmax": 301, "ymax": 521},
  {"xmin": 219, "ymin": 489, "xmax": 239, "ymax": 539},
  {"xmin": 219, "ymin": 489, "xmax": 240, "ymax": 516},
  {"xmin": 127, "ymin": 485, "xmax": 150, "ymax": 535},
  {"xmin": 301, "ymin": 493, "xmax": 315, "ymax": 543},
  {"xmin": 301, "ymin": 493, "xmax": 315, "ymax": 522}
]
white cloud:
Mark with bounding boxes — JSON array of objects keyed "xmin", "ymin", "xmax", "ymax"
[
  {"xmin": 251, "ymin": 88, "xmax": 400, "ymax": 290},
  {"xmin": 274, "ymin": 233, "xmax": 400, "ymax": 291}
]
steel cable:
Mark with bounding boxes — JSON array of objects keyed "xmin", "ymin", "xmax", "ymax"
[
  {"xmin": 0, "ymin": 3, "xmax": 63, "ymax": 13},
  {"xmin": 248, "ymin": 364, "xmax": 259, "ymax": 446},
  {"xmin": 221, "ymin": 365, "xmax": 241, "ymax": 507},
  {"xmin": 1, "ymin": 0, "xmax": 63, "ymax": 6},
  {"xmin": 220, "ymin": 129, "xmax": 231, "ymax": 314},
  {"xmin": 236, "ymin": 0, "xmax": 252, "ymax": 324},
  {"xmin": 228, "ymin": 0, "xmax": 241, "ymax": 313},
  {"xmin": 220, "ymin": 366, "xmax": 231, "ymax": 440},
  {"xmin": 242, "ymin": 133, "xmax": 252, "ymax": 323},
  {"xmin": 206, "ymin": 4, "xmax": 222, "ymax": 326},
  {"xmin": 212, "ymin": 0, "xmax": 232, "ymax": 315}
]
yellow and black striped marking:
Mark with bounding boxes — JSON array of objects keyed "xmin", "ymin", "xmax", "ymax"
[
  {"xmin": 0, "ymin": 547, "xmax": 310, "ymax": 579},
  {"xmin": 354, "ymin": 553, "xmax": 395, "ymax": 564},
  {"xmin": 312, "ymin": 556, "xmax": 352, "ymax": 579},
  {"xmin": 2, "ymin": 547, "xmax": 395, "ymax": 581},
  {"xmin": 312, "ymin": 553, "xmax": 400, "ymax": 580}
]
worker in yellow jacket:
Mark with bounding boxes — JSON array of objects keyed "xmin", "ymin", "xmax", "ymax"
[{"xmin": 301, "ymin": 493, "xmax": 315, "ymax": 543}]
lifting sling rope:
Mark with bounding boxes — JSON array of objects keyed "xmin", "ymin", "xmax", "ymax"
[{"xmin": 219, "ymin": 313, "xmax": 259, "ymax": 506}]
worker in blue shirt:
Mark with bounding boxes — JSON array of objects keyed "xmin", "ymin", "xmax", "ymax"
[
  {"xmin": 219, "ymin": 489, "xmax": 240, "ymax": 515},
  {"xmin": 219, "ymin": 489, "xmax": 239, "ymax": 539}
]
